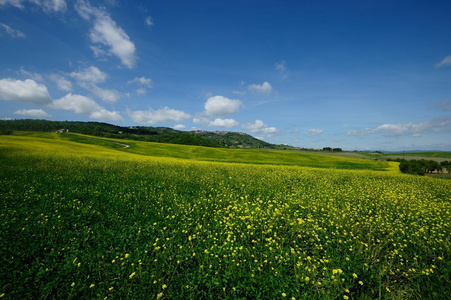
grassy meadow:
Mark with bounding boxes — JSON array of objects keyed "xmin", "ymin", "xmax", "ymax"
[{"xmin": 1, "ymin": 133, "xmax": 450, "ymax": 299}]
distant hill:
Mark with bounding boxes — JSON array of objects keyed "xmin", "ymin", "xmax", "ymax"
[{"xmin": 0, "ymin": 119, "xmax": 278, "ymax": 149}]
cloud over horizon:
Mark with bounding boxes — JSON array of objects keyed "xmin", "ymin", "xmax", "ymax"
[
  {"xmin": 0, "ymin": 78, "xmax": 52, "ymax": 105},
  {"xmin": 308, "ymin": 129, "xmax": 324, "ymax": 136},
  {"xmin": 347, "ymin": 117, "xmax": 451, "ymax": 137},
  {"xmin": 14, "ymin": 108, "xmax": 51, "ymax": 118},
  {"xmin": 50, "ymin": 93, "xmax": 123, "ymax": 121},
  {"xmin": 204, "ymin": 96, "xmax": 243, "ymax": 117},
  {"xmin": 193, "ymin": 116, "xmax": 238, "ymax": 128},
  {"xmin": 127, "ymin": 107, "xmax": 191, "ymax": 125},
  {"xmin": 242, "ymin": 120, "xmax": 278, "ymax": 134}
]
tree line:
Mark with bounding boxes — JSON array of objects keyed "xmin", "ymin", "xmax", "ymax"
[{"xmin": 387, "ymin": 158, "xmax": 451, "ymax": 175}]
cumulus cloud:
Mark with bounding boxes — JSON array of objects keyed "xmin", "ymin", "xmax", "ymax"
[
  {"xmin": 435, "ymin": 56, "xmax": 451, "ymax": 68},
  {"xmin": 0, "ymin": 23, "xmax": 25, "ymax": 38},
  {"xmin": 193, "ymin": 117, "xmax": 238, "ymax": 128},
  {"xmin": 308, "ymin": 129, "xmax": 323, "ymax": 136},
  {"xmin": 0, "ymin": 78, "xmax": 52, "ymax": 105},
  {"xmin": 70, "ymin": 66, "xmax": 119, "ymax": 103},
  {"xmin": 242, "ymin": 120, "xmax": 278, "ymax": 134},
  {"xmin": 127, "ymin": 107, "xmax": 191, "ymax": 125},
  {"xmin": 210, "ymin": 118, "xmax": 238, "ymax": 128},
  {"xmin": 76, "ymin": 0, "xmax": 136, "ymax": 68},
  {"xmin": 14, "ymin": 109, "xmax": 51, "ymax": 118},
  {"xmin": 347, "ymin": 117, "xmax": 451, "ymax": 137},
  {"xmin": 275, "ymin": 60, "xmax": 289, "ymax": 80},
  {"xmin": 204, "ymin": 95, "xmax": 243, "ymax": 117},
  {"xmin": 173, "ymin": 124, "xmax": 186, "ymax": 130},
  {"xmin": 50, "ymin": 93, "xmax": 123, "ymax": 121},
  {"xmin": 49, "ymin": 74, "xmax": 72, "ymax": 92},
  {"xmin": 248, "ymin": 81, "xmax": 272, "ymax": 95}
]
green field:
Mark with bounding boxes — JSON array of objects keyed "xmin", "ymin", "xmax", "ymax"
[
  {"xmin": 385, "ymin": 152, "xmax": 451, "ymax": 159},
  {"xmin": 1, "ymin": 133, "xmax": 450, "ymax": 299}
]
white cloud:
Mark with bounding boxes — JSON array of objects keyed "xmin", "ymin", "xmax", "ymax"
[
  {"xmin": 14, "ymin": 109, "xmax": 51, "ymax": 118},
  {"xmin": 44, "ymin": 0, "xmax": 67, "ymax": 12},
  {"xmin": 70, "ymin": 66, "xmax": 119, "ymax": 103},
  {"xmin": 49, "ymin": 93, "xmax": 123, "ymax": 121},
  {"xmin": 128, "ymin": 76, "xmax": 152, "ymax": 95},
  {"xmin": 29, "ymin": 0, "xmax": 67, "ymax": 12},
  {"xmin": 242, "ymin": 120, "xmax": 278, "ymax": 134},
  {"xmin": 232, "ymin": 90, "xmax": 246, "ymax": 96},
  {"xmin": 90, "ymin": 85, "xmax": 120, "ymax": 103},
  {"xmin": 308, "ymin": 129, "xmax": 323, "ymax": 136},
  {"xmin": 209, "ymin": 118, "xmax": 238, "ymax": 128},
  {"xmin": 128, "ymin": 76, "xmax": 153, "ymax": 87},
  {"xmin": 135, "ymin": 88, "xmax": 146, "ymax": 95},
  {"xmin": 248, "ymin": 81, "xmax": 272, "ymax": 95},
  {"xmin": 204, "ymin": 95, "xmax": 243, "ymax": 117},
  {"xmin": 145, "ymin": 16, "xmax": 153, "ymax": 27},
  {"xmin": 49, "ymin": 74, "xmax": 72, "ymax": 92},
  {"xmin": 275, "ymin": 60, "xmax": 289, "ymax": 80},
  {"xmin": 90, "ymin": 45, "xmax": 109, "ymax": 58},
  {"xmin": 89, "ymin": 109, "xmax": 123, "ymax": 121},
  {"xmin": 0, "ymin": 23, "xmax": 25, "ymax": 38},
  {"xmin": 0, "ymin": 78, "xmax": 52, "ymax": 105},
  {"xmin": 347, "ymin": 117, "xmax": 451, "ymax": 137},
  {"xmin": 76, "ymin": 0, "xmax": 136, "ymax": 68},
  {"xmin": 193, "ymin": 117, "xmax": 238, "ymax": 128},
  {"xmin": 173, "ymin": 124, "xmax": 186, "ymax": 130},
  {"xmin": 70, "ymin": 66, "xmax": 107, "ymax": 83},
  {"xmin": 1, "ymin": 0, "xmax": 66, "ymax": 12},
  {"xmin": 128, "ymin": 107, "xmax": 191, "ymax": 125},
  {"xmin": 19, "ymin": 67, "xmax": 43, "ymax": 81},
  {"xmin": 0, "ymin": 0, "xmax": 24, "ymax": 9},
  {"xmin": 435, "ymin": 56, "xmax": 451, "ymax": 68}
]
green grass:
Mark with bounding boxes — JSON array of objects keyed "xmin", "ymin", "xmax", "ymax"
[
  {"xmin": 385, "ymin": 152, "xmax": 451, "ymax": 159},
  {"xmin": 1, "ymin": 134, "xmax": 450, "ymax": 299}
]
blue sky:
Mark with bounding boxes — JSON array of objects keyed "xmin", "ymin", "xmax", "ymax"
[{"xmin": 1, "ymin": 0, "xmax": 451, "ymax": 151}]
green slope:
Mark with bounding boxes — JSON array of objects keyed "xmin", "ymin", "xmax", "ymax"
[{"xmin": 1, "ymin": 132, "xmax": 397, "ymax": 171}]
